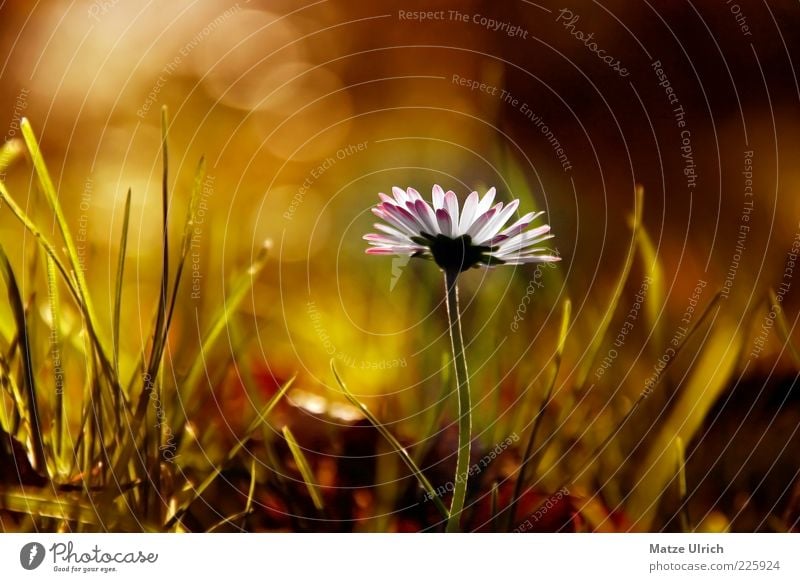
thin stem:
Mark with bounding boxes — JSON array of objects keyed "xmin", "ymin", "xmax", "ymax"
[{"xmin": 444, "ymin": 268, "xmax": 472, "ymax": 533}]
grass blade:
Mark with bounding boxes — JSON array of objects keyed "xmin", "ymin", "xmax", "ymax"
[
  {"xmin": 45, "ymin": 254, "xmax": 66, "ymax": 471},
  {"xmin": 575, "ymin": 185, "xmax": 643, "ymax": 390},
  {"xmin": 165, "ymin": 156, "xmax": 205, "ymax": 333},
  {"xmin": 113, "ymin": 189, "xmax": 132, "ymax": 375},
  {"xmin": 675, "ymin": 436, "xmax": 690, "ymax": 532},
  {"xmin": 331, "ymin": 360, "xmax": 449, "ymax": 520},
  {"xmin": 0, "ymin": 244, "xmax": 47, "ymax": 473},
  {"xmin": 20, "ymin": 118, "xmax": 108, "ymax": 363},
  {"xmin": 282, "ymin": 425, "xmax": 324, "ymax": 511},
  {"xmin": 637, "ymin": 223, "xmax": 666, "ymax": 352}
]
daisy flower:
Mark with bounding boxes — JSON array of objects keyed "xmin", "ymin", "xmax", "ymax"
[{"xmin": 364, "ymin": 185, "xmax": 560, "ymax": 272}]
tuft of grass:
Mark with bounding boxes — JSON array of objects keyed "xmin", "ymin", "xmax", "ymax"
[{"xmin": 0, "ymin": 243, "xmax": 47, "ymax": 474}]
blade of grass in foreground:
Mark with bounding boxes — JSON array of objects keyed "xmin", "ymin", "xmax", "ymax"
[
  {"xmin": 20, "ymin": 119, "xmax": 112, "ymax": 373},
  {"xmin": 674, "ymin": 436, "xmax": 690, "ymax": 532},
  {"xmin": 636, "ymin": 223, "xmax": 666, "ymax": 353},
  {"xmin": 331, "ymin": 361, "xmax": 449, "ymax": 520},
  {"xmin": 112, "ymin": 188, "xmax": 132, "ymax": 376},
  {"xmin": 164, "ymin": 376, "xmax": 294, "ymax": 530},
  {"xmin": 165, "ymin": 156, "xmax": 206, "ymax": 333},
  {"xmin": 0, "ymin": 244, "xmax": 47, "ymax": 473},
  {"xmin": 45, "ymin": 254, "xmax": 67, "ymax": 473},
  {"xmin": 574, "ymin": 185, "xmax": 643, "ymax": 390},
  {"xmin": 505, "ymin": 298, "xmax": 570, "ymax": 530},
  {"xmin": 282, "ymin": 425, "xmax": 324, "ymax": 512}
]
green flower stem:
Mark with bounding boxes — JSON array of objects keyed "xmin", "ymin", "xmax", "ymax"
[{"xmin": 444, "ymin": 268, "xmax": 472, "ymax": 533}]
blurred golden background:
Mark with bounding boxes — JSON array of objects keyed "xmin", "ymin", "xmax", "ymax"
[{"xmin": 1, "ymin": 0, "xmax": 799, "ymax": 532}]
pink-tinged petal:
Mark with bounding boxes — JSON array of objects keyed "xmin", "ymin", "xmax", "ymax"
[
  {"xmin": 466, "ymin": 206, "xmax": 498, "ymax": 238},
  {"xmin": 373, "ymin": 205, "xmax": 419, "ymax": 236},
  {"xmin": 374, "ymin": 223, "xmax": 413, "ymax": 240},
  {"xmin": 495, "ymin": 231, "xmax": 554, "ymax": 255},
  {"xmin": 496, "ymin": 224, "xmax": 552, "ymax": 251},
  {"xmin": 392, "ymin": 186, "xmax": 408, "ymax": 205},
  {"xmin": 363, "ymin": 233, "xmax": 408, "ymax": 245},
  {"xmin": 432, "ymin": 185, "xmax": 445, "ymax": 210},
  {"xmin": 407, "ymin": 187, "xmax": 423, "ymax": 201},
  {"xmin": 473, "ymin": 199, "xmax": 519, "ymax": 244},
  {"xmin": 412, "ymin": 199, "xmax": 439, "ymax": 234},
  {"xmin": 378, "ymin": 192, "xmax": 395, "ymax": 205},
  {"xmin": 458, "ymin": 191, "xmax": 480, "ymax": 233},
  {"xmin": 435, "ymin": 208, "xmax": 454, "ymax": 237},
  {"xmin": 444, "ymin": 191, "xmax": 460, "ymax": 230},
  {"xmin": 387, "ymin": 201, "xmax": 430, "ymax": 232},
  {"xmin": 500, "ymin": 253, "xmax": 561, "ymax": 265},
  {"xmin": 476, "ymin": 187, "xmax": 496, "ymax": 215},
  {"xmin": 499, "ymin": 211, "xmax": 542, "ymax": 236},
  {"xmin": 365, "ymin": 246, "xmax": 420, "ymax": 255}
]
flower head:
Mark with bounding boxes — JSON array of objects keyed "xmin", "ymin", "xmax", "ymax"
[{"xmin": 364, "ymin": 185, "xmax": 560, "ymax": 272}]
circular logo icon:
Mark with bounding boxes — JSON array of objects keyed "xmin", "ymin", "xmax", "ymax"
[{"xmin": 20, "ymin": 542, "xmax": 46, "ymax": 570}]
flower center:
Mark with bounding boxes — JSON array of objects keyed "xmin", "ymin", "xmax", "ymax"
[{"xmin": 428, "ymin": 234, "xmax": 487, "ymax": 272}]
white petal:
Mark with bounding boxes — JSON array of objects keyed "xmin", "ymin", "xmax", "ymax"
[
  {"xmin": 377, "ymin": 204, "xmax": 423, "ymax": 235},
  {"xmin": 500, "ymin": 211, "xmax": 543, "ymax": 235},
  {"xmin": 407, "ymin": 187, "xmax": 423, "ymax": 201},
  {"xmin": 458, "ymin": 191, "xmax": 480, "ymax": 233},
  {"xmin": 411, "ymin": 199, "xmax": 439, "ymax": 235},
  {"xmin": 374, "ymin": 223, "xmax": 413, "ymax": 241},
  {"xmin": 444, "ymin": 191, "xmax": 460, "ymax": 230},
  {"xmin": 392, "ymin": 186, "xmax": 408, "ymax": 205},
  {"xmin": 472, "ymin": 199, "xmax": 519, "ymax": 244},
  {"xmin": 432, "ymin": 185, "xmax": 445, "ymax": 210},
  {"xmin": 476, "ymin": 187, "xmax": 496, "ymax": 215},
  {"xmin": 466, "ymin": 204, "xmax": 501, "ymax": 238},
  {"xmin": 496, "ymin": 224, "xmax": 552, "ymax": 252},
  {"xmin": 495, "ymin": 231, "xmax": 554, "ymax": 255}
]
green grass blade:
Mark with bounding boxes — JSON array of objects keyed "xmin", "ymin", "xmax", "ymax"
[
  {"xmin": 0, "ymin": 166, "xmax": 121, "ymax": 406},
  {"xmin": 575, "ymin": 185, "xmax": 643, "ymax": 390},
  {"xmin": 637, "ymin": 223, "xmax": 666, "ymax": 352},
  {"xmin": 331, "ymin": 360, "xmax": 449, "ymax": 520},
  {"xmin": 0, "ymin": 244, "xmax": 47, "ymax": 473},
  {"xmin": 20, "ymin": 118, "xmax": 107, "ymax": 359},
  {"xmin": 45, "ymin": 254, "xmax": 66, "ymax": 471},
  {"xmin": 282, "ymin": 425, "xmax": 324, "ymax": 511},
  {"xmin": 113, "ymin": 189, "xmax": 132, "ymax": 375},
  {"xmin": 164, "ymin": 375, "xmax": 294, "ymax": 529},
  {"xmin": 165, "ymin": 156, "xmax": 205, "ymax": 332}
]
